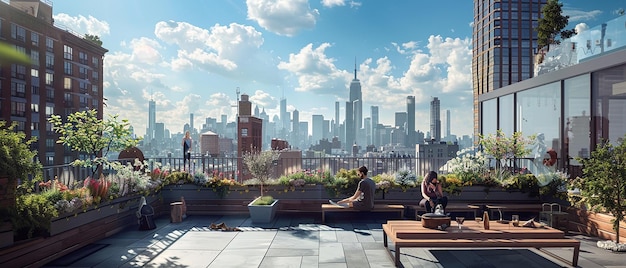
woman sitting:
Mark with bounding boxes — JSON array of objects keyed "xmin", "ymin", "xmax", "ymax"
[{"xmin": 419, "ymin": 171, "xmax": 448, "ymax": 213}]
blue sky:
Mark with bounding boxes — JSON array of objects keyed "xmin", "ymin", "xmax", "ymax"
[{"xmin": 49, "ymin": 0, "xmax": 626, "ymax": 138}]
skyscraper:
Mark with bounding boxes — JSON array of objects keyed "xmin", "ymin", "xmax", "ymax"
[
  {"xmin": 472, "ymin": 0, "xmax": 547, "ymax": 136},
  {"xmin": 147, "ymin": 99, "xmax": 156, "ymax": 143},
  {"xmin": 334, "ymin": 101, "xmax": 340, "ymax": 137},
  {"xmin": 371, "ymin": 106, "xmax": 379, "ymax": 146},
  {"xmin": 345, "ymin": 101, "xmax": 354, "ymax": 151},
  {"xmin": 349, "ymin": 62, "xmax": 362, "ymax": 131},
  {"xmin": 445, "ymin": 109, "xmax": 451, "ymax": 140},
  {"xmin": 406, "ymin": 96, "xmax": 415, "ymax": 147},
  {"xmin": 312, "ymin": 114, "xmax": 324, "ymax": 145},
  {"xmin": 280, "ymin": 97, "xmax": 288, "ymax": 132},
  {"xmin": 291, "ymin": 109, "xmax": 299, "ymax": 147},
  {"xmin": 190, "ymin": 113, "xmax": 194, "ymax": 133},
  {"xmin": 430, "ymin": 97, "xmax": 441, "ymax": 142}
]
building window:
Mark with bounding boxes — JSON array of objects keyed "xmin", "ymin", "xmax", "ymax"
[
  {"xmin": 241, "ymin": 128, "xmax": 248, "ymax": 137},
  {"xmin": 46, "ymin": 37, "xmax": 54, "ymax": 52},
  {"xmin": 64, "ymin": 61, "xmax": 72, "ymax": 75},
  {"xmin": 64, "ymin": 92, "xmax": 72, "ymax": 102},
  {"xmin": 31, "ymin": 103, "xmax": 39, "ymax": 113},
  {"xmin": 92, "ymin": 71, "xmax": 98, "ymax": 81},
  {"xmin": 64, "ymin": 77, "xmax": 72, "ymax": 90},
  {"xmin": 46, "ymin": 53, "xmax": 54, "ymax": 69},
  {"xmin": 92, "ymin": 85, "xmax": 98, "ymax": 94},
  {"xmin": 45, "ymin": 72, "xmax": 53, "ymax": 85},
  {"xmin": 11, "ymin": 64, "xmax": 26, "ymax": 79},
  {"xmin": 31, "ymin": 85, "xmax": 40, "ymax": 95},
  {"xmin": 31, "ymin": 32, "xmax": 39, "ymax": 46},
  {"xmin": 31, "ymin": 68, "xmax": 39, "ymax": 78},
  {"xmin": 11, "ymin": 82, "xmax": 26, "ymax": 97},
  {"xmin": 79, "ymin": 81, "xmax": 88, "ymax": 91},
  {"xmin": 11, "ymin": 102, "xmax": 26, "ymax": 117},
  {"xmin": 63, "ymin": 45, "xmax": 73, "ymax": 60},
  {"xmin": 30, "ymin": 50, "xmax": 39, "ymax": 67},
  {"xmin": 79, "ymin": 52, "xmax": 88, "ymax": 64},
  {"xmin": 11, "ymin": 23, "xmax": 26, "ymax": 42},
  {"xmin": 92, "ymin": 56, "xmax": 99, "ymax": 67},
  {"xmin": 31, "ymin": 122, "xmax": 39, "ymax": 131},
  {"xmin": 45, "ymin": 105, "xmax": 54, "ymax": 116}
]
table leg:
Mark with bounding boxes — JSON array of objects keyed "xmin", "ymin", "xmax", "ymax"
[
  {"xmin": 498, "ymin": 208, "xmax": 503, "ymax": 221},
  {"xmin": 395, "ymin": 244, "xmax": 401, "ymax": 267},
  {"xmin": 383, "ymin": 231, "xmax": 388, "ymax": 247}
]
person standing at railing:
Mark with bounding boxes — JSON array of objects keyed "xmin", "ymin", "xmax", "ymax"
[{"xmin": 182, "ymin": 131, "xmax": 192, "ymax": 171}]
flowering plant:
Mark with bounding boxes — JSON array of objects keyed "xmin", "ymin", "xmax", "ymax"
[
  {"xmin": 479, "ymin": 129, "xmax": 535, "ymax": 180},
  {"xmin": 444, "ymin": 146, "xmax": 489, "ymax": 184}
]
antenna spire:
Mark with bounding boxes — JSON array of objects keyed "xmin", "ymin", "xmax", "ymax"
[{"xmin": 354, "ymin": 57, "xmax": 357, "ymax": 80}]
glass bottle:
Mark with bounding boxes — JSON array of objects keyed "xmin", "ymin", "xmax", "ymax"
[{"xmin": 483, "ymin": 210, "xmax": 490, "ymax": 230}]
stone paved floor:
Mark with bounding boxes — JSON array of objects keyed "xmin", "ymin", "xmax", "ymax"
[{"xmin": 42, "ymin": 214, "xmax": 626, "ymax": 268}]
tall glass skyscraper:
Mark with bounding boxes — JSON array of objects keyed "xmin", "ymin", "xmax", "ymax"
[
  {"xmin": 430, "ymin": 97, "xmax": 441, "ymax": 142},
  {"xmin": 406, "ymin": 96, "xmax": 415, "ymax": 147},
  {"xmin": 472, "ymin": 0, "xmax": 547, "ymax": 136}
]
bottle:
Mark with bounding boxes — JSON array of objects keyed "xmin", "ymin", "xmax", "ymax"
[{"xmin": 483, "ymin": 210, "xmax": 490, "ymax": 230}]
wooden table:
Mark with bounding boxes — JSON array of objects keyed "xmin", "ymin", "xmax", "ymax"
[{"xmin": 382, "ymin": 220, "xmax": 580, "ymax": 267}]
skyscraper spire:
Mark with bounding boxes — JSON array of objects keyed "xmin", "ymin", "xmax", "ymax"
[{"xmin": 354, "ymin": 57, "xmax": 357, "ymax": 80}]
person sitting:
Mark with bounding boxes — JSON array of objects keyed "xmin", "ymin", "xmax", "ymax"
[
  {"xmin": 329, "ymin": 166, "xmax": 376, "ymax": 210},
  {"xmin": 419, "ymin": 171, "xmax": 448, "ymax": 213}
]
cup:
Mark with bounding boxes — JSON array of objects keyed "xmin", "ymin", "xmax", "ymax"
[{"xmin": 512, "ymin": 215, "xmax": 519, "ymax": 227}]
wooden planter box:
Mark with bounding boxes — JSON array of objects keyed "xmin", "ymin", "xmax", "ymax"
[
  {"xmin": 448, "ymin": 185, "xmax": 540, "ymax": 203},
  {"xmin": 567, "ymin": 207, "xmax": 626, "ymax": 242}
]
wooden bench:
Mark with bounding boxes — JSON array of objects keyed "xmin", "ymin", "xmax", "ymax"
[
  {"xmin": 321, "ymin": 204, "xmax": 404, "ymax": 223},
  {"xmin": 382, "ymin": 223, "xmax": 580, "ymax": 267}
]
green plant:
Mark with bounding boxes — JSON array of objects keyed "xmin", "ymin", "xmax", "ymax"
[
  {"xmin": 479, "ymin": 129, "xmax": 535, "ymax": 180},
  {"xmin": 48, "ymin": 109, "xmax": 141, "ymax": 178},
  {"xmin": 242, "ymin": 150, "xmax": 279, "ymax": 198},
  {"xmin": 571, "ymin": 136, "xmax": 626, "ymax": 244},
  {"xmin": 394, "ymin": 170, "xmax": 417, "ymax": 189},
  {"xmin": 12, "ymin": 193, "xmax": 58, "ymax": 239},
  {"xmin": 0, "ymin": 121, "xmax": 42, "ymax": 183},
  {"xmin": 251, "ymin": 195, "xmax": 275, "ymax": 206},
  {"xmin": 536, "ymin": 0, "xmax": 576, "ymax": 51},
  {"xmin": 440, "ymin": 174, "xmax": 464, "ymax": 195}
]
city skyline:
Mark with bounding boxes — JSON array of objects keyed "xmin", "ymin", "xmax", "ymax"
[{"xmin": 47, "ymin": 0, "xmax": 626, "ymax": 137}]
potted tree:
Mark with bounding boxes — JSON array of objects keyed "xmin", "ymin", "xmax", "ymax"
[
  {"xmin": 0, "ymin": 121, "xmax": 43, "ymax": 247},
  {"xmin": 570, "ymin": 135, "xmax": 626, "ymax": 251},
  {"xmin": 243, "ymin": 150, "xmax": 280, "ymax": 223}
]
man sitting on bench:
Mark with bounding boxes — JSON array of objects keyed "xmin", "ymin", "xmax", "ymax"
[
  {"xmin": 329, "ymin": 166, "xmax": 376, "ymax": 210},
  {"xmin": 419, "ymin": 171, "xmax": 448, "ymax": 213}
]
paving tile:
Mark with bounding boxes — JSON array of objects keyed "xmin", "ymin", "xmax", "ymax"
[
  {"xmin": 258, "ymin": 256, "xmax": 302, "ymax": 268},
  {"xmin": 144, "ymin": 249, "xmax": 218, "ymax": 268},
  {"xmin": 207, "ymin": 248, "xmax": 266, "ymax": 268},
  {"xmin": 319, "ymin": 242, "xmax": 346, "ymax": 263}
]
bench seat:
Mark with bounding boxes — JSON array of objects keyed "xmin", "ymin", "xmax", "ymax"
[{"xmin": 321, "ymin": 204, "xmax": 404, "ymax": 223}]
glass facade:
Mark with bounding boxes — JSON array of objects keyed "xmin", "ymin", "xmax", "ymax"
[{"xmin": 593, "ymin": 64, "xmax": 626, "ymax": 146}]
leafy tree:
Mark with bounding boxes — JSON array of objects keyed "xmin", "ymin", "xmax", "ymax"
[
  {"xmin": 571, "ymin": 136, "xmax": 626, "ymax": 244},
  {"xmin": 0, "ymin": 121, "xmax": 42, "ymax": 182},
  {"xmin": 84, "ymin": 34, "xmax": 103, "ymax": 46},
  {"xmin": 242, "ymin": 150, "xmax": 279, "ymax": 198},
  {"xmin": 536, "ymin": 0, "xmax": 576, "ymax": 51},
  {"xmin": 48, "ymin": 109, "xmax": 141, "ymax": 177}
]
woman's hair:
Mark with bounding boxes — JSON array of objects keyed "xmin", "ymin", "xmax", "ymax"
[{"xmin": 425, "ymin": 171, "xmax": 438, "ymax": 184}]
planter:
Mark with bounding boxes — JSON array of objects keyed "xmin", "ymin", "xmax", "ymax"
[
  {"xmin": 265, "ymin": 185, "xmax": 331, "ymax": 200},
  {"xmin": 567, "ymin": 207, "xmax": 626, "ymax": 243},
  {"xmin": 378, "ymin": 188, "xmax": 422, "ymax": 200},
  {"xmin": 247, "ymin": 197, "xmax": 279, "ymax": 223},
  {"xmin": 448, "ymin": 185, "xmax": 540, "ymax": 203},
  {"xmin": 161, "ymin": 184, "xmax": 259, "ymax": 203},
  {"xmin": 49, "ymin": 195, "xmax": 156, "ymax": 236}
]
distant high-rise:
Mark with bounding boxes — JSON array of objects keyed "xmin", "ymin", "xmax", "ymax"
[
  {"xmin": 445, "ymin": 109, "xmax": 451, "ymax": 139},
  {"xmin": 349, "ymin": 61, "xmax": 362, "ymax": 131},
  {"xmin": 280, "ymin": 98, "xmax": 288, "ymax": 132},
  {"xmin": 292, "ymin": 109, "xmax": 299, "ymax": 147},
  {"xmin": 334, "ymin": 101, "xmax": 340, "ymax": 137},
  {"xmin": 345, "ymin": 101, "xmax": 354, "ymax": 151},
  {"xmin": 407, "ymin": 96, "xmax": 416, "ymax": 147},
  {"xmin": 190, "ymin": 113, "xmax": 194, "ymax": 133},
  {"xmin": 472, "ymin": 0, "xmax": 547, "ymax": 136},
  {"xmin": 371, "ymin": 106, "xmax": 379, "ymax": 146},
  {"xmin": 430, "ymin": 97, "xmax": 441, "ymax": 142},
  {"xmin": 148, "ymin": 99, "xmax": 156, "ymax": 142},
  {"xmin": 395, "ymin": 112, "xmax": 407, "ymax": 129},
  {"xmin": 312, "ymin": 115, "xmax": 324, "ymax": 145}
]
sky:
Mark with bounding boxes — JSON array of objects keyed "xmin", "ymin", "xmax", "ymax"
[{"xmin": 47, "ymin": 0, "xmax": 626, "ymax": 138}]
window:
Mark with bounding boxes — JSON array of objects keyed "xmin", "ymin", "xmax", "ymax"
[
  {"xmin": 45, "ymin": 105, "xmax": 54, "ymax": 116},
  {"xmin": 79, "ymin": 81, "xmax": 88, "ymax": 91},
  {"xmin": 92, "ymin": 71, "xmax": 99, "ymax": 80},
  {"xmin": 31, "ymin": 32, "xmax": 39, "ymax": 46},
  {"xmin": 92, "ymin": 56, "xmax": 99, "ymax": 67},
  {"xmin": 79, "ymin": 52, "xmax": 88, "ymax": 64},
  {"xmin": 31, "ymin": 68, "xmax": 39, "ymax": 77},
  {"xmin": 46, "ymin": 139, "xmax": 55, "ymax": 148},
  {"xmin": 11, "ymin": 82, "xmax": 26, "ymax": 97},
  {"xmin": 63, "ymin": 45, "xmax": 73, "ymax": 60},
  {"xmin": 46, "ymin": 89, "xmax": 54, "ymax": 102},
  {"xmin": 79, "ymin": 66, "xmax": 87, "ymax": 79},
  {"xmin": 31, "ymin": 103, "xmax": 39, "ymax": 113},
  {"xmin": 46, "ymin": 53, "xmax": 54, "ymax": 69},
  {"xmin": 241, "ymin": 128, "xmax": 248, "ymax": 137},
  {"xmin": 11, "ymin": 64, "xmax": 26, "ymax": 79},
  {"xmin": 31, "ymin": 122, "xmax": 39, "ymax": 130},
  {"xmin": 45, "ymin": 72, "xmax": 53, "ymax": 85},
  {"xmin": 64, "ymin": 93, "xmax": 72, "ymax": 102},
  {"xmin": 80, "ymin": 96, "xmax": 88, "ymax": 106},
  {"xmin": 46, "ymin": 37, "xmax": 54, "ymax": 52},
  {"xmin": 64, "ymin": 77, "xmax": 72, "ymax": 89},
  {"xmin": 30, "ymin": 50, "xmax": 39, "ymax": 66},
  {"xmin": 11, "ymin": 23, "xmax": 26, "ymax": 42},
  {"xmin": 11, "ymin": 101, "xmax": 26, "ymax": 116},
  {"xmin": 92, "ymin": 85, "xmax": 99, "ymax": 94},
  {"xmin": 31, "ymin": 85, "xmax": 40, "ymax": 95},
  {"xmin": 64, "ymin": 61, "xmax": 72, "ymax": 75}
]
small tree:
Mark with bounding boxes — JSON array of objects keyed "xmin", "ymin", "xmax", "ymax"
[
  {"xmin": 48, "ymin": 109, "xmax": 141, "ymax": 177},
  {"xmin": 242, "ymin": 150, "xmax": 279, "ymax": 198},
  {"xmin": 84, "ymin": 34, "xmax": 103, "ymax": 46},
  {"xmin": 536, "ymin": 0, "xmax": 576, "ymax": 51},
  {"xmin": 572, "ymin": 136, "xmax": 626, "ymax": 244}
]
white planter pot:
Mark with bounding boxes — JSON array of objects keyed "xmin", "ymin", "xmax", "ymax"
[{"xmin": 247, "ymin": 197, "xmax": 279, "ymax": 223}]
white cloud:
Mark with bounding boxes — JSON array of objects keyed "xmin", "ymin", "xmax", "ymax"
[
  {"xmin": 563, "ymin": 8, "xmax": 603, "ymax": 23},
  {"xmin": 250, "ymin": 90, "xmax": 278, "ymax": 108},
  {"xmin": 277, "ymin": 43, "xmax": 351, "ymax": 95},
  {"xmin": 321, "ymin": 0, "xmax": 345, "ymax": 8},
  {"xmin": 246, "ymin": 0, "xmax": 319, "ymax": 36},
  {"xmin": 53, "ymin": 13, "xmax": 110, "ymax": 36}
]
